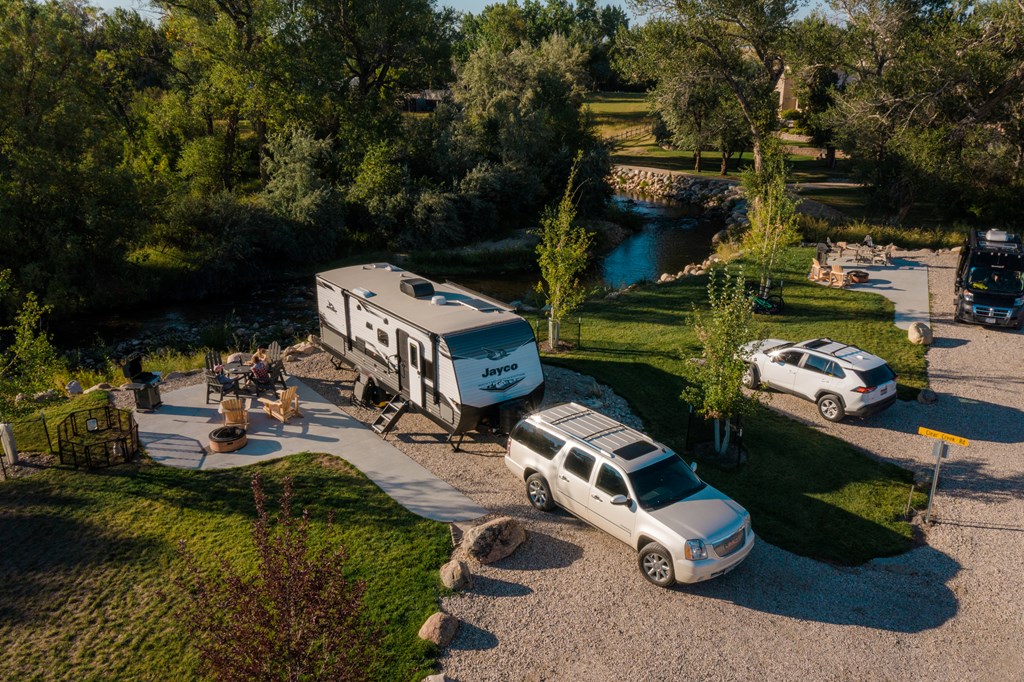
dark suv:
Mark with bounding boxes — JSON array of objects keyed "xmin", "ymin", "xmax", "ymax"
[{"xmin": 954, "ymin": 229, "xmax": 1024, "ymax": 329}]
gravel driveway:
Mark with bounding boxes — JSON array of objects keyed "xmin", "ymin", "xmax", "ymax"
[{"xmin": 291, "ymin": 249, "xmax": 1023, "ymax": 681}]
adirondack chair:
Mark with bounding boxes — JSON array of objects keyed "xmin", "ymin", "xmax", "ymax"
[
  {"xmin": 219, "ymin": 397, "xmax": 249, "ymax": 428},
  {"xmin": 809, "ymin": 258, "xmax": 831, "ymax": 282},
  {"xmin": 269, "ymin": 358, "xmax": 288, "ymax": 392},
  {"xmin": 259, "ymin": 386, "xmax": 302, "ymax": 423},
  {"xmin": 241, "ymin": 361, "xmax": 278, "ymax": 400},
  {"xmin": 267, "ymin": 341, "xmax": 287, "ymax": 378},
  {"xmin": 205, "ymin": 351, "xmax": 238, "ymax": 404},
  {"xmin": 829, "ymin": 264, "xmax": 851, "ymax": 288}
]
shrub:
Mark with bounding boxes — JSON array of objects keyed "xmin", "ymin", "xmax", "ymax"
[{"xmin": 175, "ymin": 474, "xmax": 373, "ymax": 682}]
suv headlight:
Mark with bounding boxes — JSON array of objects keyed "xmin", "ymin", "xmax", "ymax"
[
  {"xmin": 1014, "ymin": 296, "xmax": 1024, "ymax": 307},
  {"xmin": 962, "ymin": 290, "xmax": 974, "ymax": 302},
  {"xmin": 684, "ymin": 539, "xmax": 707, "ymax": 560}
]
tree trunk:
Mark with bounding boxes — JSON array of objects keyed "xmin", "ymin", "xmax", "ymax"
[
  {"xmin": 751, "ymin": 136, "xmax": 764, "ymax": 173},
  {"xmin": 548, "ymin": 317, "xmax": 560, "ymax": 350},
  {"xmin": 713, "ymin": 417, "xmax": 732, "ymax": 455},
  {"xmin": 720, "ymin": 151, "xmax": 731, "ymax": 176},
  {"xmin": 255, "ymin": 118, "xmax": 268, "ymax": 187},
  {"xmin": 223, "ymin": 110, "xmax": 240, "ymax": 190},
  {"xmin": 825, "ymin": 146, "xmax": 836, "ymax": 169},
  {"xmin": 694, "ymin": 149, "xmax": 702, "ymax": 174},
  {"xmin": 734, "ymin": 149, "xmax": 744, "ymax": 170}
]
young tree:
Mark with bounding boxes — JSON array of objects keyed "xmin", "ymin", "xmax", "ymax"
[
  {"xmin": 741, "ymin": 138, "xmax": 800, "ymax": 295},
  {"xmin": 681, "ymin": 268, "xmax": 761, "ymax": 456},
  {"xmin": 0, "ymin": 272, "xmax": 65, "ymax": 420},
  {"xmin": 535, "ymin": 154, "xmax": 593, "ymax": 349},
  {"xmin": 175, "ymin": 474, "xmax": 372, "ymax": 682}
]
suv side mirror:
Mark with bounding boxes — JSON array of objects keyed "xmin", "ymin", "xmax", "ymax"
[
  {"xmin": 690, "ymin": 461, "xmax": 698, "ymax": 473},
  {"xmin": 610, "ymin": 494, "xmax": 630, "ymax": 506}
]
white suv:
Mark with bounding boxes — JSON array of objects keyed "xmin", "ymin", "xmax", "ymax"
[
  {"xmin": 505, "ymin": 403, "xmax": 754, "ymax": 587},
  {"xmin": 741, "ymin": 337, "xmax": 898, "ymax": 422}
]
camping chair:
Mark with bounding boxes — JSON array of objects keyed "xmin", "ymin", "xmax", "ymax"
[
  {"xmin": 219, "ymin": 397, "xmax": 249, "ymax": 428},
  {"xmin": 205, "ymin": 351, "xmax": 239, "ymax": 404},
  {"xmin": 829, "ymin": 264, "xmax": 851, "ymax": 288},
  {"xmin": 268, "ymin": 341, "xmax": 287, "ymax": 378},
  {"xmin": 872, "ymin": 244, "xmax": 896, "ymax": 266},
  {"xmin": 259, "ymin": 386, "xmax": 302, "ymax": 423},
  {"xmin": 242, "ymin": 364, "xmax": 278, "ymax": 401},
  {"xmin": 809, "ymin": 258, "xmax": 831, "ymax": 282}
]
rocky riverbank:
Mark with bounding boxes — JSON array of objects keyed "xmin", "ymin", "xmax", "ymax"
[{"xmin": 609, "ymin": 167, "xmax": 749, "ymax": 234}]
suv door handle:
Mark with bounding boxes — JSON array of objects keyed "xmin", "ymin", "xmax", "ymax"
[
  {"xmin": 592, "ymin": 494, "xmax": 602, "ymax": 501},
  {"xmin": 558, "ymin": 475, "xmax": 569, "ymax": 482}
]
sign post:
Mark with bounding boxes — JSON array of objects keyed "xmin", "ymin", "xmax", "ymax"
[{"xmin": 917, "ymin": 427, "xmax": 969, "ymax": 524}]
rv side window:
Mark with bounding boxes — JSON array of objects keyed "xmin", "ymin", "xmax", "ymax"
[
  {"xmin": 409, "ymin": 345, "xmax": 419, "ymax": 369},
  {"xmin": 424, "ymin": 356, "xmax": 434, "ymax": 381},
  {"xmin": 377, "ymin": 329, "xmax": 389, "ymax": 346},
  {"xmin": 510, "ymin": 422, "xmax": 564, "ymax": 460}
]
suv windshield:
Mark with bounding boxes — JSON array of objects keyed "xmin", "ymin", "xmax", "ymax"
[
  {"xmin": 628, "ymin": 455, "xmax": 705, "ymax": 510},
  {"xmin": 966, "ymin": 255, "xmax": 1024, "ymax": 294},
  {"xmin": 856, "ymin": 363, "xmax": 896, "ymax": 387}
]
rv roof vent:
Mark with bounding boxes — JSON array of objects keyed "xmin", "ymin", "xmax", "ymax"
[
  {"xmin": 430, "ymin": 295, "xmax": 446, "ymax": 306},
  {"xmin": 352, "ymin": 287, "xmax": 375, "ymax": 298},
  {"xmin": 363, "ymin": 263, "xmax": 403, "ymax": 271},
  {"xmin": 985, "ymin": 229, "xmax": 1009, "ymax": 242},
  {"xmin": 400, "ymin": 278, "xmax": 435, "ymax": 298}
]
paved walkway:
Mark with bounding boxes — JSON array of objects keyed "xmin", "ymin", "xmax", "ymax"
[
  {"xmin": 824, "ymin": 253, "xmax": 931, "ymax": 330},
  {"xmin": 133, "ymin": 379, "xmax": 487, "ymax": 523}
]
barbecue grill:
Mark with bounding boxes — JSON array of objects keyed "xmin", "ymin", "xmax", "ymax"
[{"xmin": 121, "ymin": 352, "xmax": 162, "ymax": 410}]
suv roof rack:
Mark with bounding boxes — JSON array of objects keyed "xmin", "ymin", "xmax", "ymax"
[
  {"xmin": 970, "ymin": 228, "xmax": 1023, "ymax": 253},
  {"xmin": 534, "ymin": 403, "xmax": 663, "ymax": 462},
  {"xmin": 799, "ymin": 338, "xmax": 868, "ymax": 362}
]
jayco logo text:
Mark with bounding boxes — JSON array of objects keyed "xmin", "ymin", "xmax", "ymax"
[{"xmin": 482, "ymin": 363, "xmax": 518, "ymax": 378}]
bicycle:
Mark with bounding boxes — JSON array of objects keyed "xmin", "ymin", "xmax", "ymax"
[{"xmin": 746, "ymin": 279, "xmax": 785, "ymax": 315}]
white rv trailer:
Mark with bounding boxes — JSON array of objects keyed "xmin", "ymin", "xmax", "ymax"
[{"xmin": 316, "ymin": 263, "xmax": 545, "ymax": 436}]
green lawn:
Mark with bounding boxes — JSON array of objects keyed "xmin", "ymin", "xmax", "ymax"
[
  {"xmin": 585, "ymin": 92, "xmax": 651, "ymax": 137},
  {"xmin": 0, "ymin": 453, "xmax": 451, "ymax": 681},
  {"xmin": 538, "ymin": 246, "xmax": 929, "ymax": 565}
]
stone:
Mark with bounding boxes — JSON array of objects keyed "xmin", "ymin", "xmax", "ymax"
[
  {"xmin": 418, "ymin": 612, "xmax": 459, "ymax": 647},
  {"xmin": 307, "ymin": 334, "xmax": 321, "ymax": 345},
  {"xmin": 462, "ymin": 516, "xmax": 526, "ymax": 564},
  {"xmin": 917, "ymin": 388, "xmax": 938, "ymax": 404},
  {"xmin": 949, "ymin": 246, "xmax": 961, "ymax": 254},
  {"xmin": 423, "ymin": 675, "xmax": 450, "ymax": 682},
  {"xmin": 226, "ymin": 352, "xmax": 248, "ymax": 363},
  {"xmin": 908, "ymin": 322, "xmax": 934, "ymax": 345},
  {"xmin": 659, "ymin": 273, "xmax": 673, "ymax": 283},
  {"xmin": 65, "ymin": 380, "xmax": 83, "ymax": 396},
  {"xmin": 34, "ymin": 389, "xmax": 59, "ymax": 402},
  {"xmin": 440, "ymin": 559, "xmax": 473, "ymax": 590},
  {"xmin": 583, "ymin": 376, "xmax": 602, "ymax": 398}
]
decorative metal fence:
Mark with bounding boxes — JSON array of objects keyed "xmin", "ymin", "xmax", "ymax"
[{"xmin": 57, "ymin": 405, "xmax": 139, "ymax": 469}]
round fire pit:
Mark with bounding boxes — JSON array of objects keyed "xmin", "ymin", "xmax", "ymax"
[{"xmin": 209, "ymin": 426, "xmax": 248, "ymax": 453}]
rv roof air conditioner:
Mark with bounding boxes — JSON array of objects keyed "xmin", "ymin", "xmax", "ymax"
[
  {"xmin": 363, "ymin": 263, "xmax": 402, "ymax": 272},
  {"xmin": 430, "ymin": 295, "xmax": 446, "ymax": 306},
  {"xmin": 400, "ymin": 278, "xmax": 435, "ymax": 298},
  {"xmin": 352, "ymin": 287, "xmax": 375, "ymax": 298},
  {"xmin": 985, "ymin": 229, "xmax": 1009, "ymax": 242}
]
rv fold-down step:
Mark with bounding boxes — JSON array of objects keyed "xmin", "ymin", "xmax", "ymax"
[{"xmin": 371, "ymin": 395, "xmax": 409, "ymax": 437}]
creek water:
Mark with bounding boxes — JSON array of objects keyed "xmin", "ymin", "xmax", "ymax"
[{"xmin": 52, "ymin": 194, "xmax": 717, "ymax": 351}]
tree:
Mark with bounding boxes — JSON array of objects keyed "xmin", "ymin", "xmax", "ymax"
[
  {"xmin": 0, "ymin": 272, "xmax": 64, "ymax": 420},
  {"xmin": 175, "ymin": 474, "xmax": 372, "ymax": 682},
  {"xmin": 535, "ymin": 154, "xmax": 593, "ymax": 349},
  {"xmin": 626, "ymin": 0, "xmax": 801, "ymax": 171},
  {"xmin": 681, "ymin": 268, "xmax": 760, "ymax": 456},
  {"xmin": 741, "ymin": 139, "xmax": 800, "ymax": 294}
]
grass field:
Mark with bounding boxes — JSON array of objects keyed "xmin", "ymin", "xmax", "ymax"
[
  {"xmin": 0, "ymin": 453, "xmax": 451, "ymax": 681},
  {"xmin": 585, "ymin": 92, "xmax": 651, "ymax": 137},
  {"xmin": 537, "ymin": 245, "xmax": 929, "ymax": 565}
]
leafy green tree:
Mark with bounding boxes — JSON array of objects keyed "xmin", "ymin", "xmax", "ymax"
[
  {"xmin": 0, "ymin": 272, "xmax": 65, "ymax": 419},
  {"xmin": 681, "ymin": 269, "xmax": 760, "ymax": 456},
  {"xmin": 741, "ymin": 139, "xmax": 800, "ymax": 294},
  {"xmin": 535, "ymin": 155, "xmax": 592, "ymax": 349},
  {"xmin": 626, "ymin": 0, "xmax": 800, "ymax": 171}
]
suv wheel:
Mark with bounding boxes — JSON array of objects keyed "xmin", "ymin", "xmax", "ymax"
[
  {"xmin": 526, "ymin": 473, "xmax": 555, "ymax": 512},
  {"xmin": 817, "ymin": 394, "xmax": 846, "ymax": 422},
  {"xmin": 638, "ymin": 542, "xmax": 675, "ymax": 587},
  {"xmin": 741, "ymin": 363, "xmax": 760, "ymax": 389}
]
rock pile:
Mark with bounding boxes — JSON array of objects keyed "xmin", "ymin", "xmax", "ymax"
[{"xmin": 609, "ymin": 168, "xmax": 749, "ymax": 232}]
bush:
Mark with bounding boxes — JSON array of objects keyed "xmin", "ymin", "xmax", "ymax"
[{"xmin": 175, "ymin": 474, "xmax": 374, "ymax": 682}]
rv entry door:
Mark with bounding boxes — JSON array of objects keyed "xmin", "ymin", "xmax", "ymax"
[{"xmin": 406, "ymin": 337, "xmax": 425, "ymax": 406}]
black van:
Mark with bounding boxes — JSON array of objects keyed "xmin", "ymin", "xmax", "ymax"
[{"xmin": 954, "ymin": 229, "xmax": 1024, "ymax": 329}]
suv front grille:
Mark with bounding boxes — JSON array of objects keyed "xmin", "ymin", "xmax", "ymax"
[
  {"xmin": 973, "ymin": 305, "xmax": 1012, "ymax": 319},
  {"xmin": 713, "ymin": 527, "xmax": 746, "ymax": 557}
]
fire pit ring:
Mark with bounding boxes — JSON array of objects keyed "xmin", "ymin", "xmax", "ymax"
[{"xmin": 209, "ymin": 426, "xmax": 248, "ymax": 453}]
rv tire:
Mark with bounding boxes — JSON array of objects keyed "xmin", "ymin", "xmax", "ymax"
[{"xmin": 526, "ymin": 473, "xmax": 555, "ymax": 512}]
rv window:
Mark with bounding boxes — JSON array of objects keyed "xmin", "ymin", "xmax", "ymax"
[
  {"xmin": 409, "ymin": 345, "xmax": 419, "ymax": 369},
  {"xmin": 377, "ymin": 329, "xmax": 389, "ymax": 346},
  {"xmin": 424, "ymin": 356, "xmax": 434, "ymax": 382},
  {"xmin": 365, "ymin": 321, "xmax": 372, "ymax": 330},
  {"xmin": 510, "ymin": 422, "xmax": 564, "ymax": 460},
  {"xmin": 445, "ymin": 320, "xmax": 536, "ymax": 360}
]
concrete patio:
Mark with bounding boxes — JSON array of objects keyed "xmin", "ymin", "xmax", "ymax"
[
  {"xmin": 133, "ymin": 378, "xmax": 487, "ymax": 523},
  {"xmin": 824, "ymin": 255, "xmax": 931, "ymax": 330}
]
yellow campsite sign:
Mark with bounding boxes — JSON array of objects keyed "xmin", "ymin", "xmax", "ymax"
[{"xmin": 918, "ymin": 427, "xmax": 969, "ymax": 447}]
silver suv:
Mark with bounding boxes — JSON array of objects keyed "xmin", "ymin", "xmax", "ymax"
[
  {"xmin": 741, "ymin": 337, "xmax": 898, "ymax": 422},
  {"xmin": 505, "ymin": 403, "xmax": 754, "ymax": 587}
]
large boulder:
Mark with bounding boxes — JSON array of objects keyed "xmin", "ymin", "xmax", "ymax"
[
  {"xmin": 418, "ymin": 612, "xmax": 459, "ymax": 647},
  {"xmin": 462, "ymin": 516, "xmax": 526, "ymax": 565},
  {"xmin": 917, "ymin": 388, "xmax": 938, "ymax": 404},
  {"xmin": 908, "ymin": 322, "xmax": 934, "ymax": 345},
  {"xmin": 66, "ymin": 380, "xmax": 83, "ymax": 396},
  {"xmin": 440, "ymin": 559, "xmax": 473, "ymax": 591}
]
